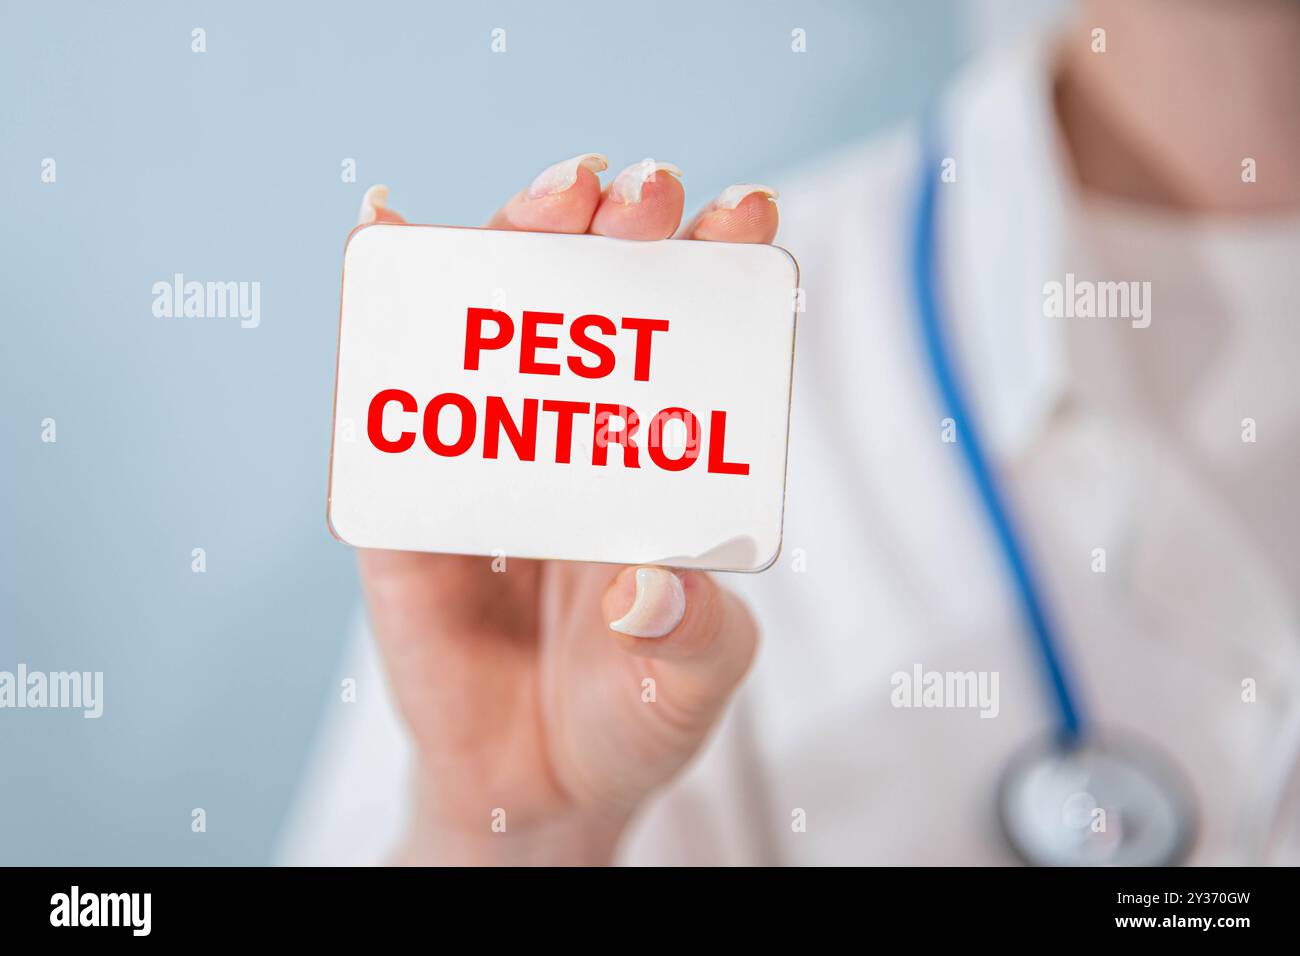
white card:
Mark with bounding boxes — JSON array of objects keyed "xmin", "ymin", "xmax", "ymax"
[{"xmin": 328, "ymin": 223, "xmax": 799, "ymax": 571}]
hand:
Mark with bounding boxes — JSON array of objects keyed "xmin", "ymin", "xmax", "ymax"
[{"xmin": 353, "ymin": 154, "xmax": 780, "ymax": 865}]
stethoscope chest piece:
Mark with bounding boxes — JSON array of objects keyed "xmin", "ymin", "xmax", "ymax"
[{"xmin": 997, "ymin": 733, "xmax": 1197, "ymax": 867}]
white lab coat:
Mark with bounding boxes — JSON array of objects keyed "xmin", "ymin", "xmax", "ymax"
[{"xmin": 279, "ymin": 33, "xmax": 1300, "ymax": 866}]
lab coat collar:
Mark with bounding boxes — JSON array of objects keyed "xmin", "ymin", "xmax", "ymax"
[{"xmin": 938, "ymin": 31, "xmax": 1075, "ymax": 460}]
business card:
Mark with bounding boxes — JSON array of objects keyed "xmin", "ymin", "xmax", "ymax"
[{"xmin": 328, "ymin": 223, "xmax": 799, "ymax": 571}]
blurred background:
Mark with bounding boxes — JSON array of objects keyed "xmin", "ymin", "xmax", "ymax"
[{"xmin": 0, "ymin": 0, "xmax": 1063, "ymax": 865}]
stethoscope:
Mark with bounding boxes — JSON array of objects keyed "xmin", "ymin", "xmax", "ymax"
[{"xmin": 909, "ymin": 126, "xmax": 1199, "ymax": 866}]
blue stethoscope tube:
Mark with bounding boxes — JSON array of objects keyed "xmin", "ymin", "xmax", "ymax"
[{"xmin": 910, "ymin": 125, "xmax": 1086, "ymax": 747}]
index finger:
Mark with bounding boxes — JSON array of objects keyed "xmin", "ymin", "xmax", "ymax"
[{"xmin": 680, "ymin": 184, "xmax": 779, "ymax": 243}]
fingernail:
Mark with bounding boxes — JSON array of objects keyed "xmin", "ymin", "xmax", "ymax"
[
  {"xmin": 609, "ymin": 159, "xmax": 684, "ymax": 205},
  {"xmin": 526, "ymin": 152, "xmax": 609, "ymax": 199},
  {"xmin": 609, "ymin": 567, "xmax": 686, "ymax": 639},
  {"xmin": 714, "ymin": 183, "xmax": 779, "ymax": 210},
  {"xmin": 358, "ymin": 184, "xmax": 389, "ymax": 225}
]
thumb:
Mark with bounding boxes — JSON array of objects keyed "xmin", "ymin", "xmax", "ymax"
[{"xmin": 602, "ymin": 567, "xmax": 759, "ymax": 701}]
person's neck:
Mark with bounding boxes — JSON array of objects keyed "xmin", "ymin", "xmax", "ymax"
[{"xmin": 1054, "ymin": 0, "xmax": 1300, "ymax": 214}]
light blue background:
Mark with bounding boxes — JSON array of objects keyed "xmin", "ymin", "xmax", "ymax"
[{"xmin": 1, "ymin": 0, "xmax": 970, "ymax": 864}]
